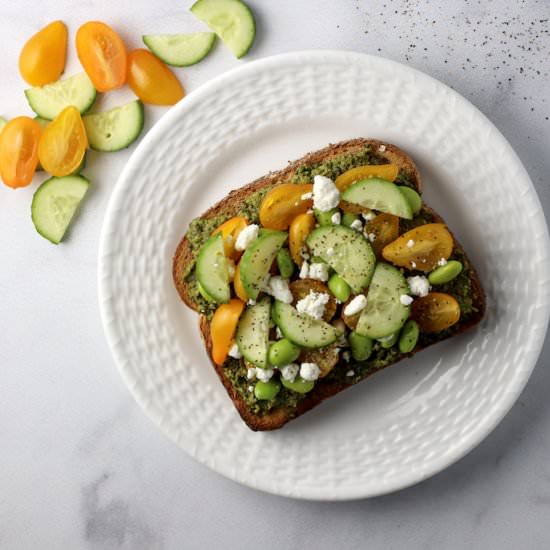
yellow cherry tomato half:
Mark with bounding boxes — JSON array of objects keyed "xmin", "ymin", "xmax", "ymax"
[
  {"xmin": 38, "ymin": 106, "xmax": 88, "ymax": 177},
  {"xmin": 289, "ymin": 212, "xmax": 316, "ymax": 266},
  {"xmin": 19, "ymin": 21, "xmax": 67, "ymax": 86},
  {"xmin": 0, "ymin": 117, "xmax": 41, "ymax": 188},
  {"xmin": 411, "ymin": 292, "xmax": 461, "ymax": 333},
  {"xmin": 259, "ymin": 183, "xmax": 313, "ymax": 230},
  {"xmin": 127, "ymin": 49, "xmax": 185, "ymax": 106},
  {"xmin": 382, "ymin": 223, "xmax": 453, "ymax": 272},
  {"xmin": 76, "ymin": 21, "xmax": 127, "ymax": 92},
  {"xmin": 211, "ymin": 299, "xmax": 245, "ymax": 365},
  {"xmin": 335, "ymin": 164, "xmax": 399, "ymax": 192},
  {"xmin": 212, "ymin": 216, "xmax": 248, "ymax": 259},
  {"xmin": 233, "ymin": 261, "xmax": 249, "ymax": 302},
  {"xmin": 364, "ymin": 212, "xmax": 399, "ymax": 256}
]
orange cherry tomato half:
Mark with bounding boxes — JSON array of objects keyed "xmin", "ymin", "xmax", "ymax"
[
  {"xmin": 211, "ymin": 299, "xmax": 245, "ymax": 365},
  {"xmin": 335, "ymin": 164, "xmax": 399, "ymax": 192},
  {"xmin": 289, "ymin": 212, "xmax": 316, "ymax": 266},
  {"xmin": 259, "ymin": 183, "xmax": 313, "ymax": 230},
  {"xmin": 411, "ymin": 292, "xmax": 461, "ymax": 333},
  {"xmin": 364, "ymin": 212, "xmax": 399, "ymax": 256},
  {"xmin": 212, "ymin": 216, "xmax": 248, "ymax": 259},
  {"xmin": 76, "ymin": 21, "xmax": 127, "ymax": 92},
  {"xmin": 38, "ymin": 106, "xmax": 88, "ymax": 177},
  {"xmin": 233, "ymin": 262, "xmax": 249, "ymax": 302},
  {"xmin": 0, "ymin": 117, "xmax": 41, "ymax": 188},
  {"xmin": 19, "ymin": 21, "xmax": 67, "ymax": 86},
  {"xmin": 127, "ymin": 49, "xmax": 185, "ymax": 106}
]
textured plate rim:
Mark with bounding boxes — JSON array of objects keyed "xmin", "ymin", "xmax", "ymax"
[{"xmin": 98, "ymin": 50, "xmax": 550, "ymax": 500}]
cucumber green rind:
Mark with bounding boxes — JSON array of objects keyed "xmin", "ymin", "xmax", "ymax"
[
  {"xmin": 306, "ymin": 225, "xmax": 376, "ymax": 292},
  {"xmin": 31, "ymin": 176, "xmax": 90, "ymax": 244},
  {"xmin": 342, "ymin": 178, "xmax": 413, "ymax": 220},
  {"xmin": 236, "ymin": 298, "xmax": 271, "ymax": 368},
  {"xmin": 142, "ymin": 32, "xmax": 216, "ymax": 66},
  {"xmin": 190, "ymin": 0, "xmax": 256, "ymax": 58},
  {"xmin": 83, "ymin": 100, "xmax": 144, "ymax": 152},
  {"xmin": 195, "ymin": 234, "xmax": 230, "ymax": 303},
  {"xmin": 272, "ymin": 301, "xmax": 341, "ymax": 349},
  {"xmin": 25, "ymin": 73, "xmax": 97, "ymax": 120}
]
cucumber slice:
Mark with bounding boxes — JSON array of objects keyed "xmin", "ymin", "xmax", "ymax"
[
  {"xmin": 83, "ymin": 101, "xmax": 144, "ymax": 152},
  {"xmin": 25, "ymin": 73, "xmax": 96, "ymax": 120},
  {"xmin": 272, "ymin": 301, "xmax": 342, "ymax": 349},
  {"xmin": 306, "ymin": 225, "xmax": 376, "ymax": 293},
  {"xmin": 342, "ymin": 178, "xmax": 413, "ymax": 220},
  {"xmin": 236, "ymin": 298, "xmax": 271, "ymax": 367},
  {"xmin": 31, "ymin": 176, "xmax": 90, "ymax": 244},
  {"xmin": 191, "ymin": 0, "xmax": 256, "ymax": 58},
  {"xmin": 398, "ymin": 186, "xmax": 422, "ymax": 214},
  {"xmin": 355, "ymin": 263, "xmax": 411, "ymax": 339},
  {"xmin": 239, "ymin": 230, "xmax": 287, "ymax": 300},
  {"xmin": 195, "ymin": 234, "xmax": 230, "ymax": 303},
  {"xmin": 143, "ymin": 32, "xmax": 216, "ymax": 66}
]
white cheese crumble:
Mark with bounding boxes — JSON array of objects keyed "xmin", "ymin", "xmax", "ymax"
[
  {"xmin": 326, "ymin": 246, "xmax": 335, "ymax": 256},
  {"xmin": 248, "ymin": 385, "xmax": 254, "ymax": 392},
  {"xmin": 280, "ymin": 364, "xmax": 299, "ymax": 382},
  {"xmin": 406, "ymin": 239, "xmax": 415, "ymax": 248},
  {"xmin": 228, "ymin": 342, "xmax": 242, "ymax": 359},
  {"xmin": 331, "ymin": 212, "xmax": 341, "ymax": 225},
  {"xmin": 350, "ymin": 219, "xmax": 363, "ymax": 232},
  {"xmin": 312, "ymin": 175, "xmax": 340, "ymax": 212},
  {"xmin": 226, "ymin": 259, "xmax": 236, "ymax": 282},
  {"xmin": 299, "ymin": 261, "xmax": 310, "ymax": 279},
  {"xmin": 275, "ymin": 327, "xmax": 283, "ymax": 339},
  {"xmin": 438, "ymin": 258, "xmax": 448, "ymax": 266},
  {"xmin": 407, "ymin": 275, "xmax": 431, "ymax": 297},
  {"xmin": 301, "ymin": 191, "xmax": 313, "ymax": 200},
  {"xmin": 256, "ymin": 368, "xmax": 274, "ymax": 382},
  {"xmin": 344, "ymin": 294, "xmax": 368, "ymax": 316},
  {"xmin": 362, "ymin": 211, "xmax": 376, "ymax": 222},
  {"xmin": 400, "ymin": 294, "xmax": 414, "ymax": 306},
  {"xmin": 367, "ymin": 232, "xmax": 376, "ymax": 243},
  {"xmin": 342, "ymin": 351, "xmax": 351, "ymax": 362},
  {"xmin": 247, "ymin": 368, "xmax": 256, "ymax": 380},
  {"xmin": 296, "ymin": 290, "xmax": 330, "ymax": 320},
  {"xmin": 265, "ymin": 276, "xmax": 293, "ymax": 304},
  {"xmin": 300, "ymin": 362, "xmax": 321, "ymax": 381},
  {"xmin": 235, "ymin": 224, "xmax": 259, "ymax": 251},
  {"xmin": 411, "ymin": 261, "xmax": 417, "ymax": 269},
  {"xmin": 308, "ymin": 262, "xmax": 329, "ymax": 282},
  {"xmin": 346, "ymin": 370, "xmax": 355, "ymax": 377},
  {"xmin": 378, "ymin": 144, "xmax": 387, "ymax": 152},
  {"xmin": 301, "ymin": 248, "xmax": 310, "ymax": 260}
]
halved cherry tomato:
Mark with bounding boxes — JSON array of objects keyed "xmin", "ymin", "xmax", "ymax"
[
  {"xmin": 289, "ymin": 212, "xmax": 316, "ymax": 266},
  {"xmin": 19, "ymin": 21, "xmax": 67, "ymax": 86},
  {"xmin": 212, "ymin": 216, "xmax": 248, "ymax": 259},
  {"xmin": 259, "ymin": 184, "xmax": 313, "ymax": 230},
  {"xmin": 38, "ymin": 106, "xmax": 88, "ymax": 177},
  {"xmin": 335, "ymin": 164, "xmax": 399, "ymax": 192},
  {"xmin": 0, "ymin": 117, "xmax": 41, "ymax": 188},
  {"xmin": 233, "ymin": 262, "xmax": 249, "ymax": 301},
  {"xmin": 211, "ymin": 298, "xmax": 245, "ymax": 365},
  {"xmin": 411, "ymin": 292, "xmax": 460, "ymax": 333},
  {"xmin": 76, "ymin": 21, "xmax": 127, "ymax": 92},
  {"xmin": 382, "ymin": 223, "xmax": 453, "ymax": 272},
  {"xmin": 127, "ymin": 49, "xmax": 185, "ymax": 106},
  {"xmin": 364, "ymin": 213, "xmax": 399, "ymax": 256}
]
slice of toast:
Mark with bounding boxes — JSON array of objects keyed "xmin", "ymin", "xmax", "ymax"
[{"xmin": 173, "ymin": 139, "xmax": 486, "ymax": 431}]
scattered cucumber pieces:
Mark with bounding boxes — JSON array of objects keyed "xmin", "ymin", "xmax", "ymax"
[
  {"xmin": 191, "ymin": 0, "xmax": 256, "ymax": 58},
  {"xmin": 195, "ymin": 234, "xmax": 230, "ymax": 303},
  {"xmin": 84, "ymin": 100, "xmax": 144, "ymax": 152},
  {"xmin": 25, "ymin": 72, "xmax": 96, "ymax": 120},
  {"xmin": 143, "ymin": 32, "xmax": 216, "ymax": 66},
  {"xmin": 31, "ymin": 176, "xmax": 90, "ymax": 244},
  {"xmin": 236, "ymin": 298, "xmax": 271, "ymax": 367},
  {"xmin": 398, "ymin": 186, "xmax": 422, "ymax": 214}
]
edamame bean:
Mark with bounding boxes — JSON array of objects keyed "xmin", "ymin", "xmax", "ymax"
[
  {"xmin": 314, "ymin": 208, "xmax": 339, "ymax": 226},
  {"xmin": 398, "ymin": 186, "xmax": 422, "ymax": 214},
  {"xmin": 379, "ymin": 331, "xmax": 399, "ymax": 349},
  {"xmin": 277, "ymin": 248, "xmax": 295, "ymax": 278},
  {"xmin": 349, "ymin": 331, "xmax": 373, "ymax": 361},
  {"xmin": 281, "ymin": 377, "xmax": 315, "ymax": 394},
  {"xmin": 398, "ymin": 320, "xmax": 420, "ymax": 353},
  {"xmin": 254, "ymin": 379, "xmax": 281, "ymax": 400},
  {"xmin": 428, "ymin": 260, "xmax": 463, "ymax": 285},
  {"xmin": 342, "ymin": 211, "xmax": 359, "ymax": 227},
  {"xmin": 328, "ymin": 274, "xmax": 351, "ymax": 302},
  {"xmin": 268, "ymin": 338, "xmax": 301, "ymax": 367}
]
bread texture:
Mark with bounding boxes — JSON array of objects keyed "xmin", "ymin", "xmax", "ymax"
[{"xmin": 173, "ymin": 138, "xmax": 485, "ymax": 431}]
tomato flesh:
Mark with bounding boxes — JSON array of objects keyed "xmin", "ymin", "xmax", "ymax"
[
  {"xmin": 211, "ymin": 299, "xmax": 245, "ymax": 365},
  {"xmin": 411, "ymin": 292, "xmax": 461, "ymax": 333},
  {"xmin": 212, "ymin": 216, "xmax": 248, "ymax": 260},
  {"xmin": 289, "ymin": 212, "xmax": 316, "ymax": 266},
  {"xmin": 364, "ymin": 213, "xmax": 399, "ymax": 256},
  {"xmin": 259, "ymin": 184, "xmax": 313, "ymax": 230},
  {"xmin": 335, "ymin": 164, "xmax": 399, "ymax": 192}
]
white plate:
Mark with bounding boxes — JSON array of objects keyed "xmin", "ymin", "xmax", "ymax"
[{"xmin": 98, "ymin": 51, "xmax": 550, "ymax": 500}]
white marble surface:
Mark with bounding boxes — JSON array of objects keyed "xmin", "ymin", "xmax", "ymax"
[{"xmin": 1, "ymin": 1, "xmax": 550, "ymax": 548}]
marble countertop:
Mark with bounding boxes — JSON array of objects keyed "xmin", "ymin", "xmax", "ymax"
[{"xmin": 1, "ymin": 1, "xmax": 550, "ymax": 548}]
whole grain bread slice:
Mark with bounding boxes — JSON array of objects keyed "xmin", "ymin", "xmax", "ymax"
[{"xmin": 173, "ymin": 139, "xmax": 485, "ymax": 431}]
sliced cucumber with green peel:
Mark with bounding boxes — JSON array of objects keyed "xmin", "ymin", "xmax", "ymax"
[
  {"xmin": 236, "ymin": 298, "xmax": 271, "ymax": 367},
  {"xmin": 398, "ymin": 186, "xmax": 422, "ymax": 214},
  {"xmin": 195, "ymin": 234, "xmax": 230, "ymax": 303},
  {"xmin": 306, "ymin": 225, "xmax": 376, "ymax": 292},
  {"xmin": 239, "ymin": 230, "xmax": 287, "ymax": 300},
  {"xmin": 191, "ymin": 0, "xmax": 256, "ymax": 58},
  {"xmin": 31, "ymin": 176, "xmax": 90, "ymax": 244},
  {"xmin": 84, "ymin": 101, "xmax": 144, "ymax": 152},
  {"xmin": 25, "ymin": 73, "xmax": 96, "ymax": 120},
  {"xmin": 342, "ymin": 178, "xmax": 413, "ymax": 220},
  {"xmin": 143, "ymin": 32, "xmax": 216, "ymax": 66},
  {"xmin": 355, "ymin": 263, "xmax": 411, "ymax": 339},
  {"xmin": 272, "ymin": 301, "xmax": 342, "ymax": 349}
]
